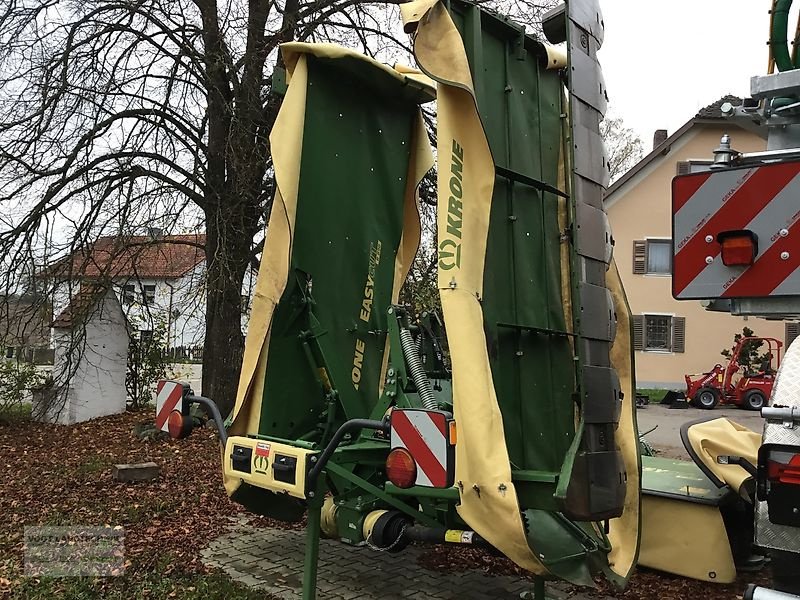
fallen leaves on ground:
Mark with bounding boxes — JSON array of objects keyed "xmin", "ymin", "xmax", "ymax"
[
  {"xmin": 0, "ymin": 411, "xmax": 779, "ymax": 600},
  {"xmin": 0, "ymin": 410, "xmax": 285, "ymax": 597},
  {"xmin": 417, "ymin": 525, "xmax": 773, "ymax": 599}
]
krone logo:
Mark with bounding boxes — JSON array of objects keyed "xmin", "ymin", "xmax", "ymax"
[{"xmin": 438, "ymin": 238, "xmax": 461, "ymax": 270}]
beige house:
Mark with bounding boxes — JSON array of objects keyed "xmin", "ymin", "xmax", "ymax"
[{"xmin": 606, "ymin": 96, "xmax": 796, "ymax": 389}]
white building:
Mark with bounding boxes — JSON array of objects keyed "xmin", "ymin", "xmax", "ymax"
[
  {"xmin": 36, "ymin": 287, "xmax": 128, "ymax": 424},
  {"xmin": 47, "ymin": 233, "xmax": 255, "ymax": 356}
]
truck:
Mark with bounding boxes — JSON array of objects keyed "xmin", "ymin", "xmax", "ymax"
[
  {"xmin": 157, "ymin": 0, "xmax": 644, "ymax": 598},
  {"xmin": 670, "ymin": 1, "xmax": 800, "ymax": 596}
]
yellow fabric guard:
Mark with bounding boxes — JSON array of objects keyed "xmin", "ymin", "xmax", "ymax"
[
  {"xmin": 605, "ymin": 264, "xmax": 641, "ymax": 579},
  {"xmin": 684, "ymin": 417, "xmax": 761, "ymax": 499},
  {"xmin": 225, "ymin": 43, "xmax": 434, "ymax": 495},
  {"xmin": 402, "ymin": 0, "xmax": 548, "ymax": 575},
  {"xmin": 639, "ymin": 495, "xmax": 736, "ymax": 583}
]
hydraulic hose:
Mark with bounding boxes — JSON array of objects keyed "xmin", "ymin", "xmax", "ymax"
[
  {"xmin": 398, "ymin": 328, "xmax": 437, "ymax": 410},
  {"xmin": 771, "ymin": 0, "xmax": 797, "ymax": 72}
]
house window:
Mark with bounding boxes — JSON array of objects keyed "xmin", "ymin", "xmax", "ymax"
[
  {"xmin": 139, "ymin": 330, "xmax": 153, "ymax": 346},
  {"xmin": 632, "ymin": 239, "xmax": 672, "ymax": 275},
  {"xmin": 645, "ymin": 315, "xmax": 671, "ymax": 350},
  {"xmin": 142, "ymin": 284, "xmax": 156, "ymax": 305},
  {"xmin": 122, "ymin": 284, "xmax": 136, "ymax": 305},
  {"xmin": 633, "ymin": 315, "xmax": 686, "ymax": 353}
]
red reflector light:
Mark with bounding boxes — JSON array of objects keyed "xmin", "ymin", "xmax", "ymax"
[
  {"xmin": 167, "ymin": 410, "xmax": 190, "ymax": 440},
  {"xmin": 767, "ymin": 451, "xmax": 800, "ymax": 485},
  {"xmin": 386, "ymin": 448, "xmax": 416, "ymax": 488},
  {"xmin": 717, "ymin": 230, "xmax": 757, "ymax": 266}
]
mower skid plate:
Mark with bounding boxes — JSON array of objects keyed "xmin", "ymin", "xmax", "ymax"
[{"xmin": 224, "ymin": 436, "xmax": 318, "ymax": 500}]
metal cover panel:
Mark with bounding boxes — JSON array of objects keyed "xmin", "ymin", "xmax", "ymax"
[
  {"xmin": 572, "ymin": 176, "xmax": 603, "ymax": 210},
  {"xmin": 757, "ymin": 337, "xmax": 800, "ymax": 552},
  {"xmin": 671, "ymin": 161, "xmax": 800, "ymax": 300},
  {"xmin": 578, "ymin": 256, "xmax": 607, "ymax": 287},
  {"xmin": 755, "ymin": 500, "xmax": 800, "ymax": 552},
  {"xmin": 579, "ymin": 282, "xmax": 616, "ymax": 341},
  {"xmin": 573, "ymin": 120, "xmax": 610, "ymax": 187},
  {"xmin": 576, "ymin": 203, "xmax": 613, "ymax": 264},
  {"xmin": 567, "ymin": 0, "xmax": 604, "ymax": 46},
  {"xmin": 578, "ymin": 338, "xmax": 611, "ymax": 368},
  {"xmin": 570, "ymin": 48, "xmax": 607, "ymax": 115},
  {"xmin": 581, "ymin": 365, "xmax": 621, "ymax": 424},
  {"xmin": 562, "ymin": 450, "xmax": 624, "ymax": 520}
]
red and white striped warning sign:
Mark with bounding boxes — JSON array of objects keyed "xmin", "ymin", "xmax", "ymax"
[
  {"xmin": 155, "ymin": 380, "xmax": 184, "ymax": 432},
  {"xmin": 672, "ymin": 160, "xmax": 800, "ymax": 300},
  {"xmin": 390, "ymin": 409, "xmax": 453, "ymax": 488}
]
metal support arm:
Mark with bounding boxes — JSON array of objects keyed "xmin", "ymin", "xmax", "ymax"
[{"xmin": 305, "ymin": 418, "xmax": 389, "ymax": 495}]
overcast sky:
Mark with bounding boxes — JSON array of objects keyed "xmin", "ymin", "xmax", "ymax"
[{"xmin": 599, "ymin": 1, "xmax": 781, "ymax": 150}]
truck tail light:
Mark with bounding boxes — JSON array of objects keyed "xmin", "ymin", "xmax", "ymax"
[
  {"xmin": 386, "ymin": 448, "xmax": 416, "ymax": 488},
  {"xmin": 717, "ymin": 230, "xmax": 758, "ymax": 266},
  {"xmin": 766, "ymin": 450, "xmax": 800, "ymax": 485}
]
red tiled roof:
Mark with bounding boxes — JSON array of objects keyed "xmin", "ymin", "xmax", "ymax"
[{"xmin": 47, "ymin": 234, "xmax": 205, "ymax": 280}]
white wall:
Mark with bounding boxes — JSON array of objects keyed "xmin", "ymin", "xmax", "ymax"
[
  {"xmin": 113, "ymin": 262, "xmax": 257, "ymax": 349},
  {"xmin": 45, "ymin": 290, "xmax": 128, "ymax": 424}
]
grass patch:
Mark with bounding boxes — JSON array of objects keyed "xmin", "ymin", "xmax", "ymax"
[
  {"xmin": 0, "ymin": 402, "xmax": 32, "ymax": 425},
  {"xmin": 76, "ymin": 455, "xmax": 108, "ymax": 475},
  {"xmin": 7, "ymin": 572, "xmax": 272, "ymax": 599},
  {"xmin": 2, "ymin": 554, "xmax": 271, "ymax": 600}
]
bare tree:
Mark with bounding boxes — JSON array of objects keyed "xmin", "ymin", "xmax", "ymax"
[
  {"xmin": 0, "ymin": 0, "xmax": 557, "ymax": 415},
  {"xmin": 601, "ymin": 115, "xmax": 644, "ymax": 183}
]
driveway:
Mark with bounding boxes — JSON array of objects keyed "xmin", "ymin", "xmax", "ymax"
[{"xmin": 636, "ymin": 402, "xmax": 764, "ymax": 458}]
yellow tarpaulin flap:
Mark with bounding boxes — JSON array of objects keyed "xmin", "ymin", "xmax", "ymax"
[
  {"xmin": 225, "ymin": 43, "xmax": 434, "ymax": 496},
  {"xmin": 685, "ymin": 417, "xmax": 761, "ymax": 499},
  {"xmin": 606, "ymin": 262, "xmax": 641, "ymax": 581},
  {"xmin": 639, "ymin": 495, "xmax": 736, "ymax": 583},
  {"xmin": 402, "ymin": 0, "xmax": 548, "ymax": 576},
  {"xmin": 403, "ymin": 0, "xmax": 639, "ymax": 580}
]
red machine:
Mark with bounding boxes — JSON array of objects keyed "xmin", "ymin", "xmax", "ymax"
[{"xmin": 685, "ymin": 337, "xmax": 783, "ymax": 410}]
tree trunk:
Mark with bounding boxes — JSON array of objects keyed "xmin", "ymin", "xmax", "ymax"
[{"xmin": 202, "ymin": 216, "xmax": 250, "ymax": 416}]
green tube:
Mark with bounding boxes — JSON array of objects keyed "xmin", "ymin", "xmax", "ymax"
[{"xmin": 772, "ymin": 0, "xmax": 795, "ymax": 72}]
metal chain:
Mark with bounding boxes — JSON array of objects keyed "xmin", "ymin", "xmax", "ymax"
[{"xmin": 365, "ymin": 523, "xmax": 407, "ymax": 553}]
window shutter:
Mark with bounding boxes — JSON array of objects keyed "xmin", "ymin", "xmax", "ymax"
[
  {"xmin": 672, "ymin": 316, "xmax": 686, "ymax": 353},
  {"xmin": 786, "ymin": 322, "xmax": 800, "ymax": 348},
  {"xmin": 632, "ymin": 240, "xmax": 647, "ymax": 274},
  {"xmin": 676, "ymin": 161, "xmax": 691, "ymax": 175},
  {"xmin": 633, "ymin": 315, "xmax": 644, "ymax": 351}
]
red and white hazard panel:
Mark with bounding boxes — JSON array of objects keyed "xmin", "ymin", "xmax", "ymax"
[
  {"xmin": 155, "ymin": 380, "xmax": 185, "ymax": 432},
  {"xmin": 672, "ymin": 160, "xmax": 800, "ymax": 300},
  {"xmin": 388, "ymin": 408, "xmax": 455, "ymax": 489}
]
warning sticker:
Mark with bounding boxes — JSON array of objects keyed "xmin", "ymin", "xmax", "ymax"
[
  {"xmin": 255, "ymin": 443, "xmax": 271, "ymax": 458},
  {"xmin": 444, "ymin": 529, "xmax": 474, "ymax": 544}
]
